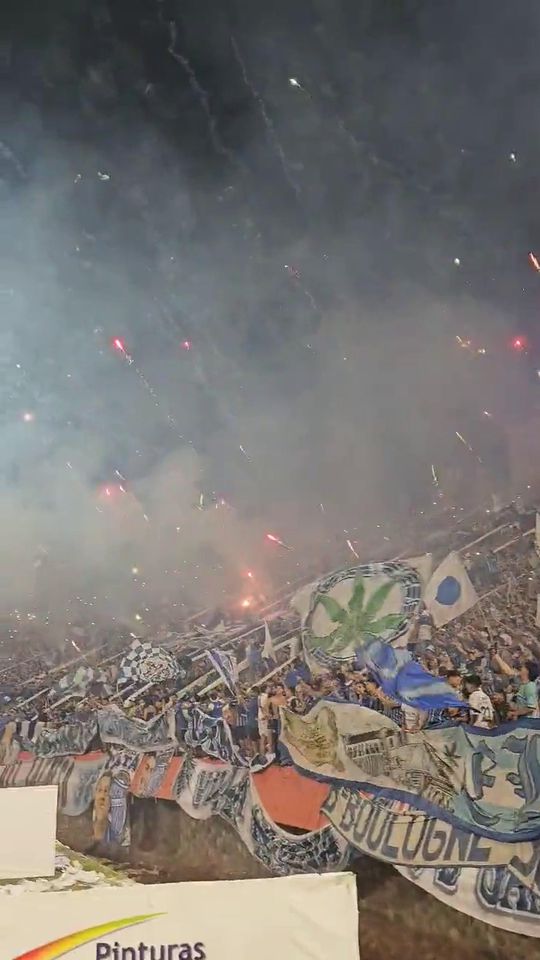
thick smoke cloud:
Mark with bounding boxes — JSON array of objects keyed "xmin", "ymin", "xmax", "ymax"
[{"xmin": 1, "ymin": 0, "xmax": 538, "ymax": 624}]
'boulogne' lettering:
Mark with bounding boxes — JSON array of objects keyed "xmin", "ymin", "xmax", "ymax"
[{"xmin": 323, "ymin": 789, "xmax": 500, "ymax": 867}]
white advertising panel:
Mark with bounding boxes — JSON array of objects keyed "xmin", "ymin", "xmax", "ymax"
[
  {"xmin": 0, "ymin": 784, "xmax": 57, "ymax": 879},
  {"xmin": 0, "ymin": 872, "xmax": 360, "ymax": 960}
]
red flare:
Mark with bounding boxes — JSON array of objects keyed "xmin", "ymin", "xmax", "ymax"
[{"xmin": 112, "ymin": 336, "xmax": 133, "ymax": 364}]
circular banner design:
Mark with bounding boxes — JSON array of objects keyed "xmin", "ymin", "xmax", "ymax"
[{"xmin": 303, "ymin": 561, "xmax": 422, "ymax": 667}]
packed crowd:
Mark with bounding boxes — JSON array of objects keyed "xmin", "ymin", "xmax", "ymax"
[{"xmin": 1, "ymin": 502, "xmax": 539, "ymax": 765}]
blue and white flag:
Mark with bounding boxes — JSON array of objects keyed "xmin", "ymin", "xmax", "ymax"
[
  {"xmin": 207, "ymin": 649, "xmax": 238, "ymax": 694},
  {"xmin": 49, "ymin": 665, "xmax": 95, "ymax": 702},
  {"xmin": 262, "ymin": 621, "xmax": 276, "ymax": 662},
  {"xmin": 359, "ymin": 637, "xmax": 466, "ymax": 711},
  {"xmin": 119, "ymin": 639, "xmax": 180, "ymax": 685},
  {"xmin": 424, "ymin": 551, "xmax": 478, "ymax": 626}
]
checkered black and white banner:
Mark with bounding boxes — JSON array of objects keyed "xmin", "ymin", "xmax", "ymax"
[{"xmin": 119, "ymin": 639, "xmax": 180, "ymax": 685}]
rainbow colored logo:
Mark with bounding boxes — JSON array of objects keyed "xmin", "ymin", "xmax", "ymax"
[{"xmin": 12, "ymin": 913, "xmax": 161, "ymax": 960}]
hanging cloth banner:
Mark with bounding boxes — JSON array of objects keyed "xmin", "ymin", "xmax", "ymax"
[
  {"xmin": 322, "ymin": 786, "xmax": 539, "ymax": 883},
  {"xmin": 279, "ymin": 698, "xmax": 540, "ymax": 843}
]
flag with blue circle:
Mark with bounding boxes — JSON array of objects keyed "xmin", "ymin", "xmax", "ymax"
[{"xmin": 424, "ymin": 551, "xmax": 478, "ymax": 626}]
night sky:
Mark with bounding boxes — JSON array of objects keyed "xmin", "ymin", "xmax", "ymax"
[{"xmin": 2, "ymin": 1, "xmax": 540, "ymax": 617}]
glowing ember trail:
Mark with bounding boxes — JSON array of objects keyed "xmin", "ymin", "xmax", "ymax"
[
  {"xmin": 346, "ymin": 539, "xmax": 360, "ymax": 559},
  {"xmin": 265, "ymin": 532, "xmax": 293, "ymax": 551}
]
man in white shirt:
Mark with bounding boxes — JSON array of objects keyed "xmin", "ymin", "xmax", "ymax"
[
  {"xmin": 257, "ymin": 686, "xmax": 273, "ymax": 754},
  {"xmin": 463, "ymin": 675, "xmax": 494, "ymax": 729}
]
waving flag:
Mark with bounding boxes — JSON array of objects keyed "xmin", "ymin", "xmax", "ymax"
[
  {"xmin": 302, "ymin": 562, "xmax": 464, "ymax": 711},
  {"xmin": 206, "ymin": 649, "xmax": 238, "ymax": 693},
  {"xmin": 49, "ymin": 665, "xmax": 95, "ymax": 702},
  {"xmin": 424, "ymin": 551, "xmax": 478, "ymax": 626},
  {"xmin": 403, "ymin": 553, "xmax": 433, "ymax": 587},
  {"xmin": 119, "ymin": 639, "xmax": 180, "ymax": 685},
  {"xmin": 262, "ymin": 620, "xmax": 276, "ymax": 662}
]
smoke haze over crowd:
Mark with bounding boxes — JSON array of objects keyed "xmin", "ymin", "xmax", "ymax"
[{"xmin": 2, "ymin": 0, "xmax": 540, "ymax": 620}]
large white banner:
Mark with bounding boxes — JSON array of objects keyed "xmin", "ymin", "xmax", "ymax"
[
  {"xmin": 1, "ymin": 873, "xmax": 360, "ymax": 960},
  {"xmin": 0, "ymin": 784, "xmax": 57, "ymax": 879},
  {"xmin": 396, "ymin": 864, "xmax": 540, "ymax": 938}
]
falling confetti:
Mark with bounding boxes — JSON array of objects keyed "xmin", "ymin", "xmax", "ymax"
[
  {"xmin": 431, "ymin": 464, "xmax": 439, "ymax": 486},
  {"xmin": 509, "ymin": 152, "xmax": 517, "ymax": 163},
  {"xmin": 22, "ymin": 411, "xmax": 35, "ymax": 423},
  {"xmin": 181, "ymin": 340, "xmax": 192, "ymax": 351},
  {"xmin": 97, "ymin": 171, "xmax": 110, "ymax": 181},
  {"xmin": 453, "ymin": 257, "xmax": 461, "ymax": 266}
]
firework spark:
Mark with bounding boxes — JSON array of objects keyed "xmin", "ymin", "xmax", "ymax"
[
  {"xmin": 529, "ymin": 251, "xmax": 540, "ymax": 272},
  {"xmin": 231, "ymin": 37, "xmax": 300, "ymax": 195},
  {"xmin": 346, "ymin": 539, "xmax": 360, "ymax": 559},
  {"xmin": 167, "ymin": 21, "xmax": 243, "ymax": 170},
  {"xmin": 266, "ymin": 532, "xmax": 293, "ymax": 551},
  {"xmin": 455, "ymin": 431, "xmax": 483, "ymax": 464}
]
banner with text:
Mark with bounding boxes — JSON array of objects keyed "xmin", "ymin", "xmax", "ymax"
[{"xmin": 2, "ymin": 873, "xmax": 360, "ymax": 960}]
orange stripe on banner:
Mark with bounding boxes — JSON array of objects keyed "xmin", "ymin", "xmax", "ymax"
[
  {"xmin": 130, "ymin": 754, "xmax": 327, "ymax": 830},
  {"xmin": 155, "ymin": 756, "xmax": 183, "ymax": 798},
  {"xmin": 253, "ymin": 766, "xmax": 330, "ymax": 831}
]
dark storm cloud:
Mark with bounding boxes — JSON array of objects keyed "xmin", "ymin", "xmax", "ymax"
[{"xmin": 1, "ymin": 0, "xmax": 539, "ymax": 620}]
